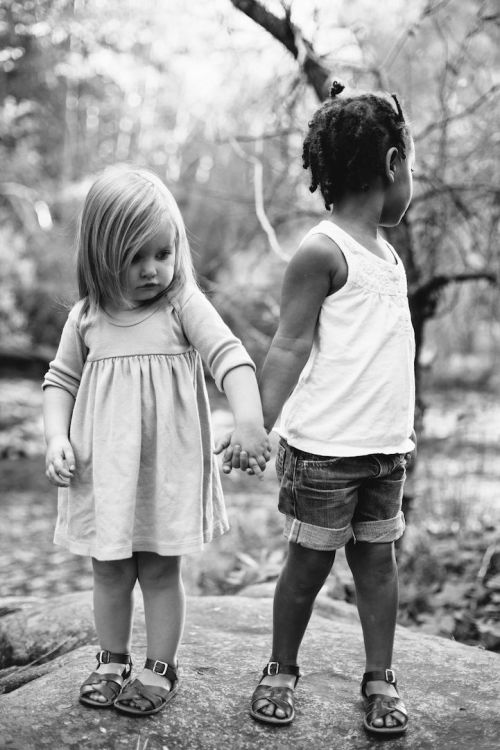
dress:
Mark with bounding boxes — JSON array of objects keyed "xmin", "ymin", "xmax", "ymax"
[
  {"xmin": 42, "ymin": 283, "xmax": 254, "ymax": 560},
  {"xmin": 277, "ymin": 220, "xmax": 415, "ymax": 456}
]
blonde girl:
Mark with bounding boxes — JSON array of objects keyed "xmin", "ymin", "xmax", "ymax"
[{"xmin": 43, "ymin": 166, "xmax": 270, "ymax": 716}]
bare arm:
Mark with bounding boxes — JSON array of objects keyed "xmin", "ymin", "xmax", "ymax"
[
  {"xmin": 43, "ymin": 386, "xmax": 76, "ymax": 487},
  {"xmin": 260, "ymin": 234, "xmax": 346, "ymax": 430},
  {"xmin": 220, "ymin": 364, "xmax": 270, "ymax": 476}
]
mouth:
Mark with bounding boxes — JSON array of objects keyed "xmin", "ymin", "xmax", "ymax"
[{"xmin": 138, "ymin": 283, "xmax": 159, "ymax": 289}]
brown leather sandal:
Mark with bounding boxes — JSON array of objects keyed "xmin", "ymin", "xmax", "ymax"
[
  {"xmin": 361, "ymin": 669, "xmax": 408, "ymax": 735},
  {"xmin": 79, "ymin": 650, "xmax": 132, "ymax": 708},
  {"xmin": 114, "ymin": 658, "xmax": 179, "ymax": 716},
  {"xmin": 250, "ymin": 661, "xmax": 301, "ymax": 726}
]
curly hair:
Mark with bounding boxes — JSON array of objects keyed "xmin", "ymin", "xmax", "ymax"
[{"xmin": 302, "ymin": 81, "xmax": 410, "ymax": 210}]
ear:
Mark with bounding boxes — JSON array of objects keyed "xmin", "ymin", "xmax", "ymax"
[{"xmin": 385, "ymin": 147, "xmax": 399, "ymax": 183}]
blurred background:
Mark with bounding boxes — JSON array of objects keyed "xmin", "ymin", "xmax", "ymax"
[{"xmin": 0, "ymin": 0, "xmax": 499, "ymax": 651}]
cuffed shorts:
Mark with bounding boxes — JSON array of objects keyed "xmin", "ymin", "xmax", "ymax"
[{"xmin": 276, "ymin": 438, "xmax": 406, "ymax": 551}]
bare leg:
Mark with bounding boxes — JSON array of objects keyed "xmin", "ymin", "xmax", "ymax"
[
  {"xmin": 345, "ymin": 540, "xmax": 406, "ymax": 728},
  {"xmin": 254, "ymin": 541, "xmax": 336, "ymax": 719},
  {"xmin": 119, "ymin": 552, "xmax": 184, "ymax": 711},
  {"xmin": 85, "ymin": 556, "xmax": 137, "ymax": 702}
]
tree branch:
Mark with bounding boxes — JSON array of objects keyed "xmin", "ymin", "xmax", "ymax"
[
  {"xmin": 229, "ymin": 0, "xmax": 330, "ymax": 100},
  {"xmin": 411, "ymin": 271, "xmax": 497, "ymax": 303}
]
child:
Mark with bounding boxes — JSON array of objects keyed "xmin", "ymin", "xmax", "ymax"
[
  {"xmin": 43, "ymin": 166, "xmax": 270, "ymax": 716},
  {"xmin": 245, "ymin": 81, "xmax": 415, "ymax": 735}
]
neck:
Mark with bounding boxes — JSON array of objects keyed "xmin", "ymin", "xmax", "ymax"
[{"xmin": 331, "ymin": 189, "xmax": 383, "ymax": 238}]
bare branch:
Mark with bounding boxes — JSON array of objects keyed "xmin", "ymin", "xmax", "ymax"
[
  {"xmin": 229, "ymin": 137, "xmax": 289, "ymax": 261},
  {"xmin": 229, "ymin": 0, "xmax": 330, "ymax": 100},
  {"xmin": 411, "ymin": 271, "xmax": 497, "ymax": 303},
  {"xmin": 416, "ymin": 85, "xmax": 500, "ymax": 142}
]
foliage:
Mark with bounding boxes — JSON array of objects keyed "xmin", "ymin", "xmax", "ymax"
[{"xmin": 0, "ymin": 0, "xmax": 498, "ymax": 372}]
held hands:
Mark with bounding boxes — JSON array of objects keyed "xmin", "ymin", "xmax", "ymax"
[
  {"xmin": 45, "ymin": 435, "xmax": 76, "ymax": 487},
  {"xmin": 214, "ymin": 423, "xmax": 271, "ymax": 480}
]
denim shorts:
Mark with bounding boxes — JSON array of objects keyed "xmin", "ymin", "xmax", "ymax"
[{"xmin": 276, "ymin": 439, "xmax": 406, "ymax": 551}]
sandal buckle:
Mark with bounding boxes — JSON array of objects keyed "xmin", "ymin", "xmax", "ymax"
[
  {"xmin": 266, "ymin": 662, "xmax": 280, "ymax": 676},
  {"xmin": 385, "ymin": 668, "xmax": 396, "ymax": 684},
  {"xmin": 152, "ymin": 659, "xmax": 169, "ymax": 676},
  {"xmin": 97, "ymin": 650, "xmax": 110, "ymax": 664}
]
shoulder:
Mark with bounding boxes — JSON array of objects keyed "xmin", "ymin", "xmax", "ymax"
[
  {"xmin": 67, "ymin": 299, "xmax": 86, "ymax": 320},
  {"xmin": 286, "ymin": 229, "xmax": 348, "ymax": 294},
  {"xmin": 169, "ymin": 282, "xmax": 204, "ymax": 314}
]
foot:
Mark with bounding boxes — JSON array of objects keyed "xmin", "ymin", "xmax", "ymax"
[
  {"xmin": 253, "ymin": 673, "xmax": 297, "ymax": 721},
  {"xmin": 361, "ymin": 670, "xmax": 408, "ymax": 734},
  {"xmin": 84, "ymin": 662, "xmax": 130, "ymax": 704},
  {"xmin": 117, "ymin": 668, "xmax": 173, "ymax": 712},
  {"xmin": 363, "ymin": 679, "xmax": 406, "ymax": 729}
]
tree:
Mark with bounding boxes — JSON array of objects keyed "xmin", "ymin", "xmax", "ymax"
[{"xmin": 229, "ymin": 0, "xmax": 499, "ymax": 401}]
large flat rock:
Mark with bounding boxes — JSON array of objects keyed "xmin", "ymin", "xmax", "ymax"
[{"xmin": 0, "ymin": 593, "xmax": 499, "ymax": 749}]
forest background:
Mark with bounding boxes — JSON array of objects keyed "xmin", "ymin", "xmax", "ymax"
[{"xmin": 0, "ymin": 0, "xmax": 499, "ymax": 653}]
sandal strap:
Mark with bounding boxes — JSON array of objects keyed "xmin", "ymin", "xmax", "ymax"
[
  {"xmin": 144, "ymin": 658, "xmax": 178, "ymax": 685},
  {"xmin": 362, "ymin": 669, "xmax": 397, "ymax": 687},
  {"xmin": 261, "ymin": 661, "xmax": 300, "ymax": 682},
  {"xmin": 96, "ymin": 650, "xmax": 132, "ymax": 666},
  {"xmin": 251, "ymin": 684, "xmax": 294, "ymax": 716},
  {"xmin": 365, "ymin": 694, "xmax": 408, "ymax": 724}
]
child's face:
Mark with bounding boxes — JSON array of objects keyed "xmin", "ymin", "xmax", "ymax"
[
  {"xmin": 380, "ymin": 137, "xmax": 415, "ymax": 227},
  {"xmin": 124, "ymin": 217, "xmax": 176, "ymax": 305}
]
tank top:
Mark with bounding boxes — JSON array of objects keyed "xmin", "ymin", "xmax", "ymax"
[{"xmin": 277, "ymin": 220, "xmax": 415, "ymax": 456}]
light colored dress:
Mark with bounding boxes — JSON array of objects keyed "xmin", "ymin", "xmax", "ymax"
[{"xmin": 43, "ymin": 284, "xmax": 254, "ymax": 560}]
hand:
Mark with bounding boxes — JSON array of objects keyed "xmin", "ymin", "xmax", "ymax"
[
  {"xmin": 214, "ymin": 425, "xmax": 271, "ymax": 480},
  {"xmin": 45, "ymin": 436, "xmax": 76, "ymax": 487},
  {"xmin": 404, "ymin": 430, "xmax": 417, "ymax": 469}
]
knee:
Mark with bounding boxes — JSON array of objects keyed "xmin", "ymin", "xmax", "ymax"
[
  {"xmin": 138, "ymin": 553, "xmax": 181, "ymax": 590},
  {"xmin": 348, "ymin": 542, "xmax": 397, "ymax": 585},
  {"xmin": 284, "ymin": 545, "xmax": 335, "ymax": 596},
  {"xmin": 92, "ymin": 558, "xmax": 137, "ymax": 591}
]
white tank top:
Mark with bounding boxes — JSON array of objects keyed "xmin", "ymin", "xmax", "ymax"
[{"xmin": 277, "ymin": 220, "xmax": 415, "ymax": 456}]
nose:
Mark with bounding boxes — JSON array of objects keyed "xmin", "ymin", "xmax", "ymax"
[{"xmin": 140, "ymin": 260, "xmax": 157, "ymax": 278}]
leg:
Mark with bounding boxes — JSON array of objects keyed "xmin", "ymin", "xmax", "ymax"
[
  {"xmin": 82, "ymin": 556, "xmax": 137, "ymax": 704},
  {"xmin": 345, "ymin": 540, "xmax": 406, "ymax": 729},
  {"xmin": 253, "ymin": 541, "xmax": 336, "ymax": 721},
  {"xmin": 116, "ymin": 552, "xmax": 184, "ymax": 712}
]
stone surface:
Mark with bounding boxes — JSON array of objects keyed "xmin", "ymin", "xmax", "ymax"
[{"xmin": 0, "ymin": 592, "xmax": 499, "ymax": 749}]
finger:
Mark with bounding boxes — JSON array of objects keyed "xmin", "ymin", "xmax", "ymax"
[
  {"xmin": 46, "ymin": 465, "xmax": 69, "ymax": 487},
  {"xmin": 230, "ymin": 443, "xmax": 241, "ymax": 469},
  {"xmin": 63, "ymin": 446, "xmax": 76, "ymax": 472},
  {"xmin": 222, "ymin": 445, "xmax": 234, "ymax": 464},
  {"xmin": 214, "ymin": 433, "xmax": 232, "ymax": 455},
  {"xmin": 222, "ymin": 462, "xmax": 232, "ymax": 475},
  {"xmin": 247, "ymin": 458, "xmax": 264, "ymax": 480},
  {"xmin": 238, "ymin": 449, "xmax": 249, "ymax": 471},
  {"xmin": 254, "ymin": 454, "xmax": 268, "ymax": 471}
]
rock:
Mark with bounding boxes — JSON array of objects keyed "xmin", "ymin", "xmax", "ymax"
[{"xmin": 0, "ymin": 592, "xmax": 499, "ymax": 749}]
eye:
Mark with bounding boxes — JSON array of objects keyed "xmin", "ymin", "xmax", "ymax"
[
  {"xmin": 130, "ymin": 254, "xmax": 141, "ymax": 265},
  {"xmin": 157, "ymin": 248, "xmax": 172, "ymax": 260}
]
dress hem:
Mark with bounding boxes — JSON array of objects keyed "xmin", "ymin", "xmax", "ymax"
[{"xmin": 53, "ymin": 522, "xmax": 229, "ymax": 560}]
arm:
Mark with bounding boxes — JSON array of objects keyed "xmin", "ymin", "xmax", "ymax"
[
  {"xmin": 260, "ymin": 234, "xmax": 345, "ymax": 430},
  {"xmin": 220, "ymin": 364, "xmax": 270, "ymax": 477},
  {"xmin": 43, "ymin": 386, "xmax": 76, "ymax": 486},
  {"xmin": 176, "ymin": 286, "xmax": 270, "ymax": 476},
  {"xmin": 42, "ymin": 305, "xmax": 86, "ymax": 487}
]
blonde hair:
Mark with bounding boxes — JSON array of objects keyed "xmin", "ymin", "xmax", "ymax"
[{"xmin": 76, "ymin": 166, "xmax": 195, "ymax": 311}]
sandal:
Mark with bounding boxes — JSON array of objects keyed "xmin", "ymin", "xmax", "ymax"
[
  {"xmin": 361, "ymin": 669, "xmax": 408, "ymax": 735},
  {"xmin": 250, "ymin": 661, "xmax": 301, "ymax": 726},
  {"xmin": 79, "ymin": 650, "xmax": 132, "ymax": 708},
  {"xmin": 114, "ymin": 658, "xmax": 179, "ymax": 716}
]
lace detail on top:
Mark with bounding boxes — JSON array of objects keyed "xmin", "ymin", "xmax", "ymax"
[{"xmin": 350, "ymin": 253, "xmax": 406, "ymax": 297}]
